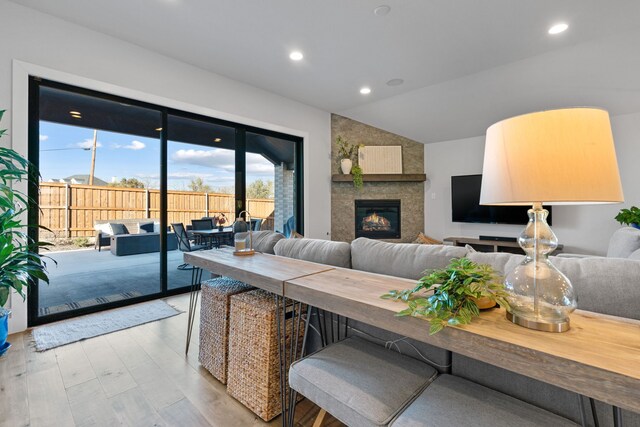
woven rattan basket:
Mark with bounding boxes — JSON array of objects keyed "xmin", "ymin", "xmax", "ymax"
[
  {"xmin": 198, "ymin": 277, "xmax": 254, "ymax": 384},
  {"xmin": 227, "ymin": 289, "xmax": 305, "ymax": 421}
]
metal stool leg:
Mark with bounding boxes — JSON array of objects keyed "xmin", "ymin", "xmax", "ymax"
[{"xmin": 185, "ymin": 267, "xmax": 203, "ymax": 355}]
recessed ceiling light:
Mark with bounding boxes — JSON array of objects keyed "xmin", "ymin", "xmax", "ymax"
[
  {"xmin": 71, "ymin": 114, "xmax": 82, "ymax": 119},
  {"xmin": 360, "ymin": 87, "xmax": 371, "ymax": 95},
  {"xmin": 548, "ymin": 23, "xmax": 568, "ymax": 35},
  {"xmin": 289, "ymin": 51, "xmax": 304, "ymax": 61},
  {"xmin": 386, "ymin": 78, "xmax": 404, "ymax": 87},
  {"xmin": 69, "ymin": 111, "xmax": 81, "ymax": 115},
  {"xmin": 155, "ymin": 127, "xmax": 163, "ymax": 131},
  {"xmin": 214, "ymin": 138, "xmax": 222, "ymax": 142},
  {"xmin": 373, "ymin": 5, "xmax": 391, "ymax": 16}
]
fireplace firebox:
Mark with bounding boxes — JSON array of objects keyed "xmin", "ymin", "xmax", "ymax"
[{"xmin": 355, "ymin": 200, "xmax": 401, "ymax": 239}]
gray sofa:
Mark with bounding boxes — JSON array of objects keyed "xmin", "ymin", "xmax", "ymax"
[
  {"xmin": 274, "ymin": 237, "xmax": 640, "ymax": 427},
  {"xmin": 110, "ymin": 232, "xmax": 178, "ymax": 256}
]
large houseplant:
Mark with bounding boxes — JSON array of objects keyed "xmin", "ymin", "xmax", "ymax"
[{"xmin": 0, "ymin": 110, "xmax": 50, "ymax": 355}]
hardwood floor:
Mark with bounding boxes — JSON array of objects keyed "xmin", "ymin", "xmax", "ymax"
[{"xmin": 0, "ymin": 294, "xmax": 343, "ymax": 427}]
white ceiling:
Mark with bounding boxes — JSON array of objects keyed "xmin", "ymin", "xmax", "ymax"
[{"xmin": 10, "ymin": 0, "xmax": 640, "ymax": 142}]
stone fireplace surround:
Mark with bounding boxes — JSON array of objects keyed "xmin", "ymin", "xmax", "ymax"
[{"xmin": 331, "ymin": 114, "xmax": 425, "ymax": 243}]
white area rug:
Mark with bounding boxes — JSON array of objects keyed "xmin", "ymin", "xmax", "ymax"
[{"xmin": 32, "ymin": 300, "xmax": 182, "ymax": 351}]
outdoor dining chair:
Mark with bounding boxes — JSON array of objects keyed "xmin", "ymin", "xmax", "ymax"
[{"xmin": 172, "ymin": 223, "xmax": 207, "ymax": 270}]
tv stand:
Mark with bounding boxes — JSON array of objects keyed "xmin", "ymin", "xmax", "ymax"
[{"xmin": 443, "ymin": 236, "xmax": 563, "ymax": 254}]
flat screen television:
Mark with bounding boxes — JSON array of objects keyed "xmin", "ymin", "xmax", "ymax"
[{"xmin": 451, "ymin": 174, "xmax": 552, "ymax": 226}]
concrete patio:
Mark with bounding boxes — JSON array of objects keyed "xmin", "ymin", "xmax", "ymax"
[{"xmin": 39, "ymin": 248, "xmax": 200, "ymax": 316}]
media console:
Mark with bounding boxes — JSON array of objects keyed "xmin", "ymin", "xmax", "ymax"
[{"xmin": 443, "ymin": 236, "xmax": 563, "ymax": 254}]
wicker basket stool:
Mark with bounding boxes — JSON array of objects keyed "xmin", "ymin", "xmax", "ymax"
[
  {"xmin": 198, "ymin": 277, "xmax": 254, "ymax": 384},
  {"xmin": 227, "ymin": 289, "xmax": 305, "ymax": 421}
]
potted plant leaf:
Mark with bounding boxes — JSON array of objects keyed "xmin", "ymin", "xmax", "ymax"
[
  {"xmin": 381, "ymin": 257, "xmax": 510, "ymax": 334},
  {"xmin": 0, "ymin": 109, "xmax": 51, "ymax": 356},
  {"xmin": 614, "ymin": 206, "xmax": 640, "ymax": 229}
]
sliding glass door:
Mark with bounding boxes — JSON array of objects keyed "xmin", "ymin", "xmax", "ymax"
[
  {"xmin": 32, "ymin": 83, "xmax": 163, "ymax": 322},
  {"xmin": 28, "ymin": 77, "xmax": 303, "ymax": 326},
  {"xmin": 166, "ymin": 114, "xmax": 236, "ymax": 290}
]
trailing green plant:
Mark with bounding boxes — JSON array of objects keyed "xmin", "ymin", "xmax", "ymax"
[
  {"xmin": 0, "ymin": 109, "xmax": 51, "ymax": 311},
  {"xmin": 351, "ymin": 164, "xmax": 363, "ymax": 190},
  {"xmin": 614, "ymin": 206, "xmax": 640, "ymax": 227},
  {"xmin": 381, "ymin": 257, "xmax": 510, "ymax": 334}
]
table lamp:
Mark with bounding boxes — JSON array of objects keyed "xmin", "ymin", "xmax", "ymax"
[{"xmin": 480, "ymin": 108, "xmax": 624, "ymax": 332}]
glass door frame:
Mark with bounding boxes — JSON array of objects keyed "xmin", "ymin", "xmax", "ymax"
[{"xmin": 27, "ymin": 77, "xmax": 304, "ymax": 326}]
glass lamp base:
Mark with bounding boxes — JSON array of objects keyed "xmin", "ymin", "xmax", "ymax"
[{"xmin": 506, "ymin": 311, "xmax": 570, "ymax": 333}]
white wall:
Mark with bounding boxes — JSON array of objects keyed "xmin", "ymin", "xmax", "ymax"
[
  {"xmin": 425, "ymin": 111, "xmax": 640, "ymax": 256},
  {"xmin": 0, "ymin": 1, "xmax": 331, "ymax": 333}
]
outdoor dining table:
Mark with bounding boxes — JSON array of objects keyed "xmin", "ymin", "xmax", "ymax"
[
  {"xmin": 184, "ymin": 249, "xmax": 640, "ymax": 427},
  {"xmin": 190, "ymin": 228, "xmax": 234, "ymax": 249}
]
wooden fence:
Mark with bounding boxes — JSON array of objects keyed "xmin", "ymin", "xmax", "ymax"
[{"xmin": 39, "ymin": 183, "xmax": 275, "ymax": 238}]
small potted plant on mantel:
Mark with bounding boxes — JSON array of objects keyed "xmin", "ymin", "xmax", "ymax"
[
  {"xmin": 614, "ymin": 206, "xmax": 640, "ymax": 229},
  {"xmin": 335, "ymin": 135, "xmax": 364, "ymax": 190},
  {"xmin": 381, "ymin": 257, "xmax": 510, "ymax": 334},
  {"xmin": 0, "ymin": 110, "xmax": 51, "ymax": 356}
]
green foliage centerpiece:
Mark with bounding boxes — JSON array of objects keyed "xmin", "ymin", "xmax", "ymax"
[
  {"xmin": 614, "ymin": 206, "xmax": 640, "ymax": 228},
  {"xmin": 381, "ymin": 258, "xmax": 510, "ymax": 334}
]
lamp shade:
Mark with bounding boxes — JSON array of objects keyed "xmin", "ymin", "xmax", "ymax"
[{"xmin": 480, "ymin": 108, "xmax": 624, "ymax": 206}]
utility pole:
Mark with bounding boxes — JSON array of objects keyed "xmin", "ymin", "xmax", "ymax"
[{"xmin": 89, "ymin": 129, "xmax": 97, "ymax": 185}]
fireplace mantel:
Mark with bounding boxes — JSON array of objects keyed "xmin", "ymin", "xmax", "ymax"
[{"xmin": 331, "ymin": 174, "xmax": 426, "ymax": 183}]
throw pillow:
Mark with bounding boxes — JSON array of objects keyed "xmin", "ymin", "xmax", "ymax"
[
  {"xmin": 109, "ymin": 223, "xmax": 129, "ymax": 235},
  {"xmin": 413, "ymin": 232, "xmax": 442, "ymax": 245},
  {"xmin": 465, "ymin": 244, "xmax": 477, "ymax": 253},
  {"xmin": 138, "ymin": 222, "xmax": 154, "ymax": 233},
  {"xmin": 94, "ymin": 223, "xmax": 112, "ymax": 235}
]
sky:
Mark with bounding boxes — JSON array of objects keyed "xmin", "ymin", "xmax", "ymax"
[{"xmin": 39, "ymin": 121, "xmax": 275, "ymax": 191}]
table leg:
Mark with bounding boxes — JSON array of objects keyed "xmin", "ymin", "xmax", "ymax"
[
  {"xmin": 185, "ymin": 267, "xmax": 203, "ymax": 355},
  {"xmin": 274, "ymin": 295, "xmax": 307, "ymax": 427},
  {"xmin": 613, "ymin": 406, "xmax": 623, "ymax": 427}
]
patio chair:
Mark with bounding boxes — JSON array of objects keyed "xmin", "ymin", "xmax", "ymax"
[
  {"xmin": 250, "ymin": 218, "xmax": 262, "ymax": 231},
  {"xmin": 172, "ymin": 223, "xmax": 207, "ymax": 270},
  {"xmin": 283, "ymin": 216, "xmax": 295, "ymax": 238},
  {"xmin": 191, "ymin": 218, "xmax": 214, "ymax": 230}
]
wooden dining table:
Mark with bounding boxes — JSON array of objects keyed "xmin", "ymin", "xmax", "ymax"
[{"xmin": 184, "ymin": 249, "xmax": 640, "ymax": 427}]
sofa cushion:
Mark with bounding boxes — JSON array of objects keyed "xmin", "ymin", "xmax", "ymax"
[
  {"xmin": 109, "ymin": 223, "xmax": 129, "ymax": 235},
  {"xmin": 390, "ymin": 374, "xmax": 577, "ymax": 427},
  {"xmin": 289, "ymin": 337, "xmax": 437, "ymax": 427},
  {"xmin": 351, "ymin": 238, "xmax": 468, "ymax": 280},
  {"xmin": 234, "ymin": 230, "xmax": 284, "ymax": 254},
  {"xmin": 138, "ymin": 222, "xmax": 154, "ymax": 233},
  {"xmin": 274, "ymin": 238, "xmax": 351, "ymax": 268},
  {"xmin": 607, "ymin": 226, "xmax": 640, "ymax": 258},
  {"xmin": 548, "ymin": 256, "xmax": 640, "ymax": 320},
  {"xmin": 629, "ymin": 248, "xmax": 640, "ymax": 261}
]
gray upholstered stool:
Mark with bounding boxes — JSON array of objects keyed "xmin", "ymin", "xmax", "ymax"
[
  {"xmin": 289, "ymin": 336, "xmax": 438, "ymax": 427},
  {"xmin": 389, "ymin": 374, "xmax": 578, "ymax": 427},
  {"xmin": 198, "ymin": 277, "xmax": 254, "ymax": 384}
]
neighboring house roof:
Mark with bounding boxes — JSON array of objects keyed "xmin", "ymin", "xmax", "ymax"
[{"xmin": 51, "ymin": 175, "xmax": 109, "ymax": 186}]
